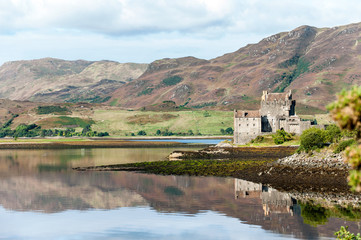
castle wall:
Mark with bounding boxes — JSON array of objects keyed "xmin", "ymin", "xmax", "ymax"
[
  {"xmin": 234, "ymin": 116, "xmax": 261, "ymax": 145},
  {"xmin": 260, "ymin": 100, "xmax": 294, "ymax": 118}
]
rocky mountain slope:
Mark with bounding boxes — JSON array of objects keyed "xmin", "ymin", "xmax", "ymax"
[
  {"xmin": 0, "ymin": 22, "xmax": 360, "ymax": 112},
  {"xmin": 110, "ymin": 22, "xmax": 361, "ymax": 112},
  {"xmin": 0, "ymin": 58, "xmax": 148, "ymax": 103}
]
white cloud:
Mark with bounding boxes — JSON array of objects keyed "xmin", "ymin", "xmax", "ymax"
[{"xmin": 0, "ymin": 0, "xmax": 361, "ymax": 64}]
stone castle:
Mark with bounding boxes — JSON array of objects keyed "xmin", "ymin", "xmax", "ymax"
[{"xmin": 234, "ymin": 90, "xmax": 314, "ymax": 144}]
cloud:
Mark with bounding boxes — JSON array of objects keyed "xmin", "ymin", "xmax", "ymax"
[
  {"xmin": 0, "ymin": 0, "xmax": 361, "ymax": 65},
  {"xmin": 0, "ymin": 0, "xmax": 235, "ymax": 35}
]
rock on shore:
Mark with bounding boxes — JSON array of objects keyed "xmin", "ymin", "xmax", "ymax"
[{"xmin": 275, "ymin": 151, "xmax": 349, "ymax": 170}]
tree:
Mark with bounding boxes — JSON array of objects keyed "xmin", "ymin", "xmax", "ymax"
[
  {"xmin": 328, "ymin": 86, "xmax": 361, "ymax": 191},
  {"xmin": 225, "ymin": 127, "xmax": 233, "ymax": 135},
  {"xmin": 82, "ymin": 124, "xmax": 91, "ymax": 136}
]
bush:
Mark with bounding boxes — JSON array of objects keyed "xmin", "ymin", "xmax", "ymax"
[
  {"xmin": 251, "ymin": 135, "xmax": 264, "ymax": 143},
  {"xmin": 334, "ymin": 226, "xmax": 361, "ymax": 240},
  {"xmin": 334, "ymin": 139, "xmax": 356, "ymax": 153},
  {"xmin": 225, "ymin": 127, "xmax": 234, "ymax": 135},
  {"xmin": 299, "ymin": 127, "xmax": 325, "ymax": 152},
  {"xmin": 323, "ymin": 124, "xmax": 341, "ymax": 143},
  {"xmin": 272, "ymin": 129, "xmax": 292, "ymax": 145},
  {"xmin": 137, "ymin": 130, "xmax": 147, "ymax": 136}
]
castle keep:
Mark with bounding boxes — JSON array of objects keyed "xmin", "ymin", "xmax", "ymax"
[{"xmin": 234, "ymin": 91, "xmax": 313, "ymax": 144}]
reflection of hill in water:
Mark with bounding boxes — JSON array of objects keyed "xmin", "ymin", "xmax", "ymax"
[
  {"xmin": 0, "ymin": 149, "xmax": 360, "ymax": 238},
  {"xmin": 0, "ymin": 173, "xmax": 148, "ymax": 212}
]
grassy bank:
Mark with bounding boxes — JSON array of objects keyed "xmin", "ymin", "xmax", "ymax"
[{"xmin": 91, "ymin": 109, "xmax": 234, "ymax": 136}]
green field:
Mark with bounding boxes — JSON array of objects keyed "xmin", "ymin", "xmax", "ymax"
[{"xmin": 91, "ymin": 109, "xmax": 234, "ymax": 136}]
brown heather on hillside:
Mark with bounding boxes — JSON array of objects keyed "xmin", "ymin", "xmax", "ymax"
[
  {"xmin": 109, "ymin": 22, "xmax": 361, "ymax": 112},
  {"xmin": 0, "ymin": 58, "xmax": 148, "ymax": 103}
]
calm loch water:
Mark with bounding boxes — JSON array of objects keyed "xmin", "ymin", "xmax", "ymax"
[{"xmin": 0, "ymin": 147, "xmax": 360, "ymax": 240}]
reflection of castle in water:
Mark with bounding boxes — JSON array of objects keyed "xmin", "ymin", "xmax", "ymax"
[{"xmin": 234, "ymin": 179, "xmax": 295, "ymax": 217}]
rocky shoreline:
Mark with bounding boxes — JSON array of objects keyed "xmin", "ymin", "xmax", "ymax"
[{"xmin": 274, "ymin": 151, "xmax": 349, "ymax": 170}]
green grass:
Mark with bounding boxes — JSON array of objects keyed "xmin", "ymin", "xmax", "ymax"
[
  {"xmin": 91, "ymin": 109, "xmax": 233, "ymax": 136},
  {"xmin": 0, "ymin": 138, "xmax": 89, "ymax": 143},
  {"xmin": 52, "ymin": 116, "xmax": 94, "ymax": 128}
]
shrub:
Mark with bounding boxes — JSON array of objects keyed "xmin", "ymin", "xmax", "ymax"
[
  {"xmin": 203, "ymin": 111, "xmax": 211, "ymax": 117},
  {"xmin": 323, "ymin": 124, "xmax": 341, "ymax": 143},
  {"xmin": 161, "ymin": 76, "xmax": 182, "ymax": 86},
  {"xmin": 334, "ymin": 139, "xmax": 356, "ymax": 153},
  {"xmin": 251, "ymin": 135, "xmax": 264, "ymax": 143},
  {"xmin": 137, "ymin": 130, "xmax": 147, "ymax": 136},
  {"xmin": 334, "ymin": 226, "xmax": 361, "ymax": 240},
  {"xmin": 272, "ymin": 129, "xmax": 292, "ymax": 145},
  {"xmin": 225, "ymin": 127, "xmax": 233, "ymax": 135},
  {"xmin": 299, "ymin": 127, "xmax": 325, "ymax": 152}
]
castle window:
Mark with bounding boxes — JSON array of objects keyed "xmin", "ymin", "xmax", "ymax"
[
  {"xmin": 247, "ymin": 124, "xmax": 249, "ymax": 126},
  {"xmin": 253, "ymin": 124, "xmax": 255, "ymax": 126}
]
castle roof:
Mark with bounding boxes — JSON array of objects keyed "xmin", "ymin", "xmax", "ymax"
[{"xmin": 235, "ymin": 110, "xmax": 261, "ymax": 118}]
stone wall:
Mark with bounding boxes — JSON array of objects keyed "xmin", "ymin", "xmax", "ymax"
[{"xmin": 234, "ymin": 116, "xmax": 262, "ymax": 144}]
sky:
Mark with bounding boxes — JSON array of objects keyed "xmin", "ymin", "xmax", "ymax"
[{"xmin": 0, "ymin": 0, "xmax": 361, "ymax": 65}]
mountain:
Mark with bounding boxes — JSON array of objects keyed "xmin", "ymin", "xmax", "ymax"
[
  {"xmin": 109, "ymin": 22, "xmax": 361, "ymax": 112},
  {"xmin": 0, "ymin": 58, "xmax": 148, "ymax": 103}
]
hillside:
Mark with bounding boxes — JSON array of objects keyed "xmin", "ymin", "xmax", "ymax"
[
  {"xmin": 0, "ymin": 58, "xmax": 148, "ymax": 103},
  {"xmin": 109, "ymin": 22, "xmax": 361, "ymax": 112}
]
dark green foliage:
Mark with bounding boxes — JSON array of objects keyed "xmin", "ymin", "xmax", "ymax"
[
  {"xmin": 335, "ymin": 226, "xmax": 361, "ymax": 240},
  {"xmin": 203, "ymin": 111, "xmax": 211, "ymax": 117},
  {"xmin": 137, "ymin": 130, "xmax": 147, "ymax": 136},
  {"xmin": 191, "ymin": 102, "xmax": 217, "ymax": 109},
  {"xmin": 220, "ymin": 128, "xmax": 225, "ymax": 135},
  {"xmin": 273, "ymin": 72, "xmax": 294, "ymax": 93},
  {"xmin": 225, "ymin": 127, "xmax": 234, "ymax": 135},
  {"xmin": 293, "ymin": 57, "xmax": 311, "ymax": 79},
  {"xmin": 80, "ymin": 124, "xmax": 108, "ymax": 137},
  {"xmin": 82, "ymin": 124, "xmax": 91, "ymax": 135},
  {"xmin": 274, "ymin": 57, "xmax": 311, "ymax": 93},
  {"xmin": 299, "ymin": 127, "xmax": 325, "ymax": 152},
  {"xmin": 323, "ymin": 124, "xmax": 342, "ymax": 143},
  {"xmin": 272, "ymin": 129, "xmax": 292, "ymax": 145},
  {"xmin": 115, "ymin": 159, "xmax": 271, "ymax": 177},
  {"xmin": 54, "ymin": 116, "xmax": 94, "ymax": 128},
  {"xmin": 137, "ymin": 88, "xmax": 154, "ymax": 96},
  {"xmin": 251, "ymin": 135, "xmax": 265, "ymax": 143},
  {"xmin": 300, "ymin": 202, "xmax": 330, "ymax": 226},
  {"xmin": 334, "ymin": 139, "xmax": 356, "ymax": 153},
  {"xmin": 164, "ymin": 186, "xmax": 184, "ymax": 196},
  {"xmin": 67, "ymin": 95, "xmax": 111, "ymax": 103},
  {"xmin": 2, "ymin": 114, "xmax": 18, "ymax": 129},
  {"xmin": 154, "ymin": 129, "xmax": 197, "ymax": 136},
  {"xmin": 14, "ymin": 124, "xmax": 41, "ymax": 138},
  {"xmin": 36, "ymin": 106, "xmax": 70, "ymax": 115},
  {"xmin": 278, "ymin": 55, "xmax": 300, "ymax": 68},
  {"xmin": 161, "ymin": 76, "xmax": 182, "ymax": 86}
]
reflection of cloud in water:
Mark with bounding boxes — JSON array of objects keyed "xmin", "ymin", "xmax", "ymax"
[
  {"xmin": 0, "ymin": 206, "xmax": 294, "ymax": 240},
  {"xmin": 234, "ymin": 179, "xmax": 295, "ymax": 217}
]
